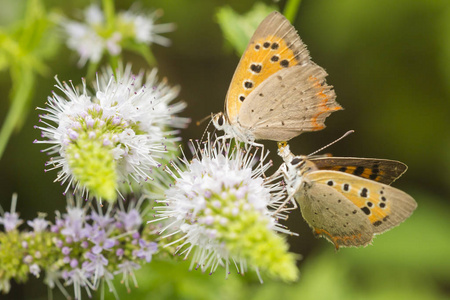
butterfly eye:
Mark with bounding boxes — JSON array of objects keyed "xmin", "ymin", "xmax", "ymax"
[
  {"xmin": 217, "ymin": 115, "xmax": 224, "ymax": 126},
  {"xmin": 290, "ymin": 157, "xmax": 303, "ymax": 165},
  {"xmin": 213, "ymin": 113, "xmax": 226, "ymax": 129}
]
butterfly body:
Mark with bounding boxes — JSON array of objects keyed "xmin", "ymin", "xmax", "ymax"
[
  {"xmin": 277, "ymin": 144, "xmax": 417, "ymax": 249},
  {"xmin": 213, "ymin": 11, "xmax": 342, "ymax": 144}
]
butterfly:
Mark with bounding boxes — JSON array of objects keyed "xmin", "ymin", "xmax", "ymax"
[
  {"xmin": 213, "ymin": 11, "xmax": 342, "ymax": 144},
  {"xmin": 275, "ymin": 143, "xmax": 417, "ymax": 249}
]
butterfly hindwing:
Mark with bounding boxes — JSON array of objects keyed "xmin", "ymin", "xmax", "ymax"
[
  {"xmin": 238, "ymin": 63, "xmax": 341, "ymax": 141},
  {"xmin": 306, "ymin": 170, "xmax": 417, "ymax": 235},
  {"xmin": 296, "ymin": 179, "xmax": 373, "ymax": 248},
  {"xmin": 309, "ymin": 157, "xmax": 408, "ymax": 184},
  {"xmin": 225, "ymin": 11, "xmax": 309, "ymax": 124}
]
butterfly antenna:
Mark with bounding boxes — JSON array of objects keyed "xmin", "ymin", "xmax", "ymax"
[
  {"xmin": 196, "ymin": 114, "xmax": 212, "ymax": 126},
  {"xmin": 199, "ymin": 113, "xmax": 214, "ymax": 143},
  {"xmin": 308, "ymin": 130, "xmax": 354, "ymax": 157}
]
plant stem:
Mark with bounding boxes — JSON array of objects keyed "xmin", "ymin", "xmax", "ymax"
[{"xmin": 283, "ymin": 0, "xmax": 302, "ymax": 23}]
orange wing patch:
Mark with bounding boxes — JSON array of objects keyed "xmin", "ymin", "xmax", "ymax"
[
  {"xmin": 321, "ymin": 165, "xmax": 387, "ymax": 183},
  {"xmin": 225, "ymin": 35, "xmax": 301, "ymax": 123},
  {"xmin": 314, "ymin": 228, "xmax": 366, "ymax": 250},
  {"xmin": 308, "ymin": 75, "xmax": 343, "ymax": 130},
  {"xmin": 310, "ymin": 172, "xmax": 392, "ymax": 227}
]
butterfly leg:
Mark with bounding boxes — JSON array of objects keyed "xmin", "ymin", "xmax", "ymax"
[
  {"xmin": 269, "ymin": 163, "xmax": 299, "ymax": 216},
  {"xmin": 273, "ymin": 192, "xmax": 298, "ymax": 217},
  {"xmin": 244, "ymin": 141, "xmax": 269, "ymax": 178}
]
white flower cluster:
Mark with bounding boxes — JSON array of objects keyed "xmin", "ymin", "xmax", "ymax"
[
  {"xmin": 36, "ymin": 65, "xmax": 189, "ymax": 199},
  {"xmin": 153, "ymin": 138, "xmax": 298, "ymax": 281},
  {"xmin": 63, "ymin": 5, "xmax": 175, "ymax": 66}
]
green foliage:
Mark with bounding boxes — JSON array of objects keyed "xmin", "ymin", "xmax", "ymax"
[
  {"xmin": 0, "ymin": 0, "xmax": 59, "ymax": 158},
  {"xmin": 216, "ymin": 3, "xmax": 277, "ymax": 55}
]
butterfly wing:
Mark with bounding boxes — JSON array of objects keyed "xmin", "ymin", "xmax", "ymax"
[
  {"xmin": 225, "ymin": 11, "xmax": 312, "ymax": 125},
  {"xmin": 237, "ymin": 64, "xmax": 342, "ymax": 141},
  {"xmin": 296, "ymin": 179, "xmax": 374, "ymax": 249},
  {"xmin": 306, "ymin": 170, "xmax": 417, "ymax": 235},
  {"xmin": 309, "ymin": 157, "xmax": 408, "ymax": 184}
]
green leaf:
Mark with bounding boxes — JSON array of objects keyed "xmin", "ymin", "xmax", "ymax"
[
  {"xmin": 216, "ymin": 3, "xmax": 277, "ymax": 56},
  {"xmin": 0, "ymin": 66, "xmax": 34, "ymax": 157}
]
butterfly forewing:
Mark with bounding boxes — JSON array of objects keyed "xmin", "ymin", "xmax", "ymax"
[
  {"xmin": 225, "ymin": 11, "xmax": 309, "ymax": 124},
  {"xmin": 309, "ymin": 157, "xmax": 408, "ymax": 184},
  {"xmin": 306, "ymin": 170, "xmax": 417, "ymax": 234}
]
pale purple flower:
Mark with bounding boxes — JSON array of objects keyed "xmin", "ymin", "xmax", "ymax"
[
  {"xmin": 0, "ymin": 212, "xmax": 23, "ymax": 232},
  {"xmin": 117, "ymin": 209, "xmax": 142, "ymax": 231},
  {"xmin": 27, "ymin": 217, "xmax": 49, "ymax": 232},
  {"xmin": 62, "ymin": 246, "xmax": 72, "ymax": 255},
  {"xmin": 90, "ymin": 229, "xmax": 115, "ymax": 254},
  {"xmin": 90, "ymin": 211, "xmax": 114, "ymax": 229},
  {"xmin": 135, "ymin": 240, "xmax": 157, "ymax": 263},
  {"xmin": 29, "ymin": 264, "xmax": 41, "ymax": 277},
  {"xmin": 65, "ymin": 268, "xmax": 95, "ymax": 300},
  {"xmin": 114, "ymin": 260, "xmax": 141, "ymax": 292},
  {"xmin": 60, "ymin": 207, "xmax": 86, "ymax": 241},
  {"xmin": 84, "ymin": 252, "xmax": 110, "ymax": 286}
]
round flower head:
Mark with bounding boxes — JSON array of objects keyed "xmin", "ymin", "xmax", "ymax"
[
  {"xmin": 62, "ymin": 4, "xmax": 175, "ymax": 67},
  {"xmin": 153, "ymin": 137, "xmax": 299, "ymax": 282},
  {"xmin": 35, "ymin": 65, "xmax": 189, "ymax": 202}
]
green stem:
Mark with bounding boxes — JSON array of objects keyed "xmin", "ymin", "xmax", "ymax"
[
  {"xmin": 109, "ymin": 55, "xmax": 119, "ymax": 78},
  {"xmin": 86, "ymin": 60, "xmax": 100, "ymax": 81},
  {"xmin": 102, "ymin": 0, "xmax": 115, "ymax": 31},
  {"xmin": 283, "ymin": 0, "xmax": 302, "ymax": 23}
]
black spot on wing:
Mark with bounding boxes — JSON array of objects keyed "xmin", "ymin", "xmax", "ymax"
[
  {"xmin": 339, "ymin": 166, "xmax": 347, "ymax": 172},
  {"xmin": 360, "ymin": 188, "xmax": 368, "ymax": 198},
  {"xmin": 361, "ymin": 207, "xmax": 371, "ymax": 215},
  {"xmin": 353, "ymin": 166, "xmax": 365, "ymax": 176},
  {"xmin": 369, "ymin": 163, "xmax": 380, "ymax": 180},
  {"xmin": 250, "ymin": 64, "xmax": 262, "ymax": 74},
  {"xmin": 280, "ymin": 59, "xmax": 289, "ymax": 68},
  {"xmin": 244, "ymin": 81, "xmax": 253, "ymax": 89},
  {"xmin": 373, "ymin": 220, "xmax": 382, "ymax": 227},
  {"xmin": 271, "ymin": 55, "xmax": 280, "ymax": 62}
]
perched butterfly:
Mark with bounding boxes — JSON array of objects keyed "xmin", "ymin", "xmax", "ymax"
[
  {"xmin": 213, "ymin": 11, "xmax": 342, "ymax": 144},
  {"xmin": 276, "ymin": 143, "xmax": 417, "ymax": 249}
]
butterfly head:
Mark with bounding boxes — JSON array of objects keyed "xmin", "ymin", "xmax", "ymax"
[
  {"xmin": 212, "ymin": 112, "xmax": 257, "ymax": 144},
  {"xmin": 277, "ymin": 142, "xmax": 317, "ymax": 177}
]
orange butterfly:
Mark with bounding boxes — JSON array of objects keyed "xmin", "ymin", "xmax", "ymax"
[
  {"xmin": 213, "ymin": 11, "xmax": 342, "ymax": 144},
  {"xmin": 276, "ymin": 144, "xmax": 417, "ymax": 249}
]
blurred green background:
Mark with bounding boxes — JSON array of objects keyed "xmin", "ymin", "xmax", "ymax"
[{"xmin": 0, "ymin": 0, "xmax": 449, "ymax": 299}]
